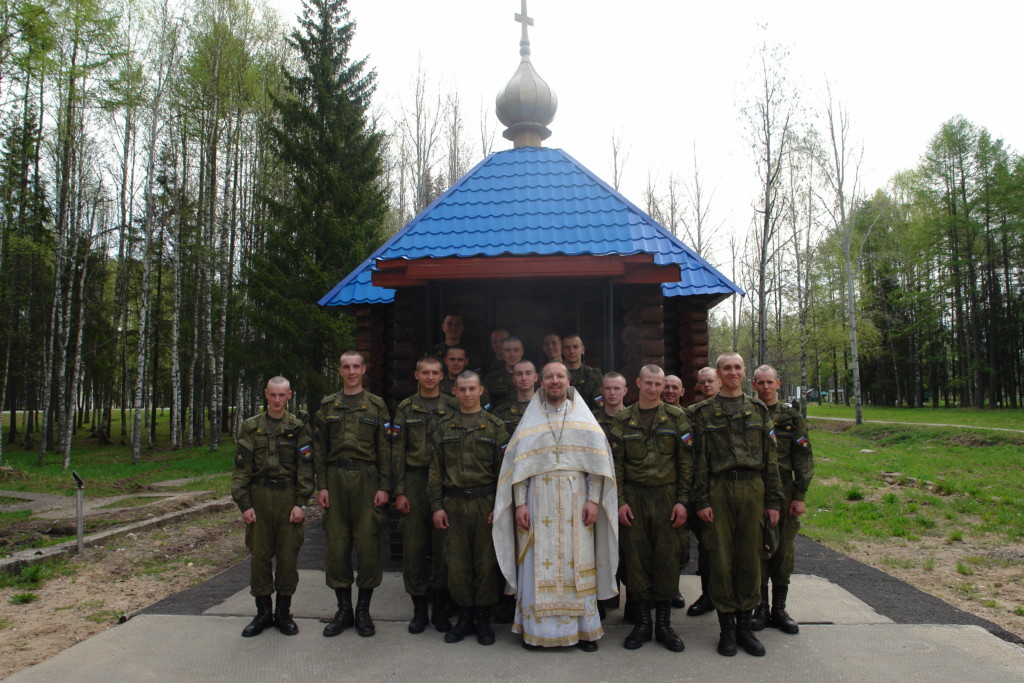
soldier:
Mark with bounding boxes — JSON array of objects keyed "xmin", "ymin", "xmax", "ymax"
[
  {"xmin": 483, "ymin": 337, "xmax": 525, "ymax": 410},
  {"xmin": 314, "ymin": 351, "xmax": 391, "ymax": 639},
  {"xmin": 429, "ymin": 371, "xmax": 510, "ymax": 645},
  {"xmin": 232, "ymin": 376, "xmax": 314, "ymax": 638},
  {"xmin": 691, "ymin": 352, "xmax": 783, "ymax": 657},
  {"xmin": 561, "ymin": 334, "xmax": 603, "ymax": 409},
  {"xmin": 495, "ymin": 360, "xmax": 537, "ymax": 435},
  {"xmin": 393, "ymin": 356, "xmax": 461, "ymax": 634},
  {"xmin": 593, "ymin": 371, "xmax": 628, "ymax": 621},
  {"xmin": 482, "ymin": 328, "xmax": 511, "ymax": 375},
  {"xmin": 662, "ymin": 375, "xmax": 684, "ymax": 408},
  {"xmin": 610, "ymin": 365, "xmax": 693, "ymax": 652},
  {"xmin": 749, "ymin": 365, "xmax": 813, "ymax": 635},
  {"xmin": 432, "ymin": 313, "xmax": 466, "ymax": 360},
  {"xmin": 660, "ymin": 373, "xmax": 687, "ymax": 609},
  {"xmin": 441, "ymin": 346, "xmax": 491, "ymax": 408},
  {"xmin": 685, "ymin": 366, "xmax": 722, "ymax": 618},
  {"xmin": 541, "ymin": 333, "xmax": 563, "ymax": 365},
  {"xmin": 593, "ymin": 372, "xmax": 627, "ymax": 439}
]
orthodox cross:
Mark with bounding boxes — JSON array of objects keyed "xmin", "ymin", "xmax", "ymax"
[{"xmin": 515, "ymin": 0, "xmax": 533, "ymax": 57}]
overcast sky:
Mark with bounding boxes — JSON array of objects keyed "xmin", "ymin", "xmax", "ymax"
[{"xmin": 268, "ymin": 0, "xmax": 1023, "ymax": 267}]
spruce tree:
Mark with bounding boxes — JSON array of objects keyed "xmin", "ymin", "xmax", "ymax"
[{"xmin": 247, "ymin": 0, "xmax": 387, "ymax": 410}]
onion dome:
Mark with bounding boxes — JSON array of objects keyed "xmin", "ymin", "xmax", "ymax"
[{"xmin": 495, "ymin": 3, "xmax": 557, "ymax": 148}]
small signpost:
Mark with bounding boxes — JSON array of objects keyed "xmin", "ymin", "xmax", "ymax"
[{"xmin": 72, "ymin": 471, "xmax": 85, "ymax": 555}]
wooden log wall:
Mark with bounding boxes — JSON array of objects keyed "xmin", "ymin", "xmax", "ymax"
[
  {"xmin": 671, "ymin": 296, "xmax": 711, "ymax": 404},
  {"xmin": 618, "ymin": 285, "xmax": 666, "ymax": 403}
]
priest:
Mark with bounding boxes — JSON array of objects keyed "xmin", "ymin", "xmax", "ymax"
[{"xmin": 493, "ymin": 362, "xmax": 618, "ymax": 651}]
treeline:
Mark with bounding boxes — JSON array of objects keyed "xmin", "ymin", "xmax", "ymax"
[
  {"xmin": 0, "ymin": 0, "xmax": 447, "ymax": 467},
  {"xmin": 679, "ymin": 76, "xmax": 1024, "ymax": 408},
  {"xmin": 1, "ymin": 2, "xmax": 1020, "ymax": 472}
]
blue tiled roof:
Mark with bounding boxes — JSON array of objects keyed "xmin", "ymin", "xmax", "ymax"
[{"xmin": 319, "ymin": 147, "xmax": 743, "ymax": 306}]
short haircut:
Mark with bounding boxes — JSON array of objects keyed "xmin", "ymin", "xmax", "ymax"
[
  {"xmin": 339, "ymin": 350, "xmax": 364, "ymax": 365},
  {"xmin": 697, "ymin": 366, "xmax": 718, "ymax": 379},
  {"xmin": 602, "ymin": 371, "xmax": 626, "ymax": 387},
  {"xmin": 502, "ymin": 336, "xmax": 524, "ymax": 348},
  {"xmin": 266, "ymin": 376, "xmax": 291, "ymax": 390},
  {"xmin": 562, "ymin": 333, "xmax": 583, "ymax": 344},
  {"xmin": 664, "ymin": 374, "xmax": 682, "ymax": 385},
  {"xmin": 456, "ymin": 370, "xmax": 481, "ymax": 385},
  {"xmin": 514, "ymin": 359, "xmax": 536, "ymax": 373},
  {"xmin": 715, "ymin": 351, "xmax": 744, "ymax": 370},
  {"xmin": 753, "ymin": 364, "xmax": 779, "ymax": 381},
  {"xmin": 639, "ymin": 364, "xmax": 665, "ymax": 378},
  {"xmin": 445, "ymin": 345, "xmax": 468, "ymax": 357},
  {"xmin": 416, "ymin": 355, "xmax": 443, "ymax": 371}
]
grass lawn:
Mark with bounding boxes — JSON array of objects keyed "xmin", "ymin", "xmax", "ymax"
[
  {"xmin": 804, "ymin": 404, "xmax": 1024, "ymax": 430},
  {"xmin": 0, "ymin": 409, "xmax": 232, "ymax": 496},
  {"xmin": 803, "ymin": 420, "xmax": 1024, "ymax": 546}
]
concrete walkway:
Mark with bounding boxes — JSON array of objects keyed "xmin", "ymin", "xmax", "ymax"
[{"xmin": 6, "ymin": 520, "xmax": 1024, "ymax": 682}]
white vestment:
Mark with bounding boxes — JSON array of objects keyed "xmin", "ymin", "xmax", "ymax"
[{"xmin": 492, "ymin": 389, "xmax": 618, "ymax": 647}]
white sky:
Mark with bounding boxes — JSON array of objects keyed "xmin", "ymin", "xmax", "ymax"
[{"xmin": 267, "ymin": 0, "xmax": 1023, "ymax": 268}]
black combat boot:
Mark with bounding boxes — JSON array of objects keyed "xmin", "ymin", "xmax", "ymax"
[
  {"xmin": 623, "ymin": 599, "xmax": 653, "ymax": 649},
  {"xmin": 323, "ymin": 587, "xmax": 353, "ymax": 637},
  {"xmin": 654, "ymin": 601, "xmax": 685, "ymax": 652},
  {"xmin": 492, "ymin": 594, "xmax": 516, "ymax": 624},
  {"xmin": 355, "ymin": 588, "xmax": 375, "ymax": 637},
  {"xmin": 623, "ymin": 590, "xmax": 638, "ymax": 624},
  {"xmin": 408, "ymin": 595, "xmax": 429, "ymax": 634},
  {"xmin": 444, "ymin": 606, "xmax": 476, "ymax": 643},
  {"xmin": 736, "ymin": 609, "xmax": 766, "ymax": 656},
  {"xmin": 716, "ymin": 610, "xmax": 737, "ymax": 656},
  {"xmin": 475, "ymin": 606, "xmax": 495, "ymax": 645},
  {"xmin": 770, "ymin": 584, "xmax": 800, "ymax": 634},
  {"xmin": 431, "ymin": 588, "xmax": 452, "ymax": 632},
  {"xmin": 671, "ymin": 591, "xmax": 686, "ymax": 609},
  {"xmin": 686, "ymin": 573, "xmax": 713, "ymax": 617},
  {"xmin": 241, "ymin": 595, "xmax": 274, "ymax": 638},
  {"xmin": 750, "ymin": 583, "xmax": 770, "ymax": 631},
  {"xmin": 275, "ymin": 594, "xmax": 299, "ymax": 636}
]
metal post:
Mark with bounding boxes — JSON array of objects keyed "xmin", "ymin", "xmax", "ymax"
[{"xmin": 72, "ymin": 471, "xmax": 85, "ymax": 555}]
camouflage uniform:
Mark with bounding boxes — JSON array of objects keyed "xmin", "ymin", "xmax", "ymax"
[
  {"xmin": 428, "ymin": 412, "xmax": 509, "ymax": 607},
  {"xmin": 232, "ymin": 411, "xmax": 314, "ymax": 597},
  {"xmin": 690, "ymin": 394, "xmax": 782, "ymax": 612},
  {"xmin": 393, "ymin": 392, "xmax": 460, "ymax": 597},
  {"xmin": 610, "ymin": 402, "xmax": 694, "ymax": 602},
  {"xmin": 593, "ymin": 408, "xmax": 616, "ymax": 441},
  {"xmin": 495, "ymin": 399, "xmax": 530, "ymax": 437},
  {"xmin": 764, "ymin": 402, "xmax": 813, "ymax": 586},
  {"xmin": 313, "ymin": 390, "xmax": 391, "ymax": 590},
  {"xmin": 482, "ymin": 368, "xmax": 514, "ymax": 411},
  {"xmin": 569, "ymin": 363, "xmax": 603, "ymax": 410}
]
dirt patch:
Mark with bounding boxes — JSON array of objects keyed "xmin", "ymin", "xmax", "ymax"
[
  {"xmin": 0, "ymin": 493, "xmax": 220, "ymax": 551},
  {"xmin": 807, "ymin": 419, "xmax": 853, "ymax": 433},
  {"xmin": 0, "ymin": 507, "xmax": 249, "ymax": 678},
  {"xmin": 835, "ymin": 534, "xmax": 1024, "ymax": 639}
]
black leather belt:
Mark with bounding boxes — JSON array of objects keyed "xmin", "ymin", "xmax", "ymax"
[
  {"xmin": 256, "ymin": 477, "xmax": 290, "ymax": 489},
  {"xmin": 443, "ymin": 485, "xmax": 496, "ymax": 500},
  {"xmin": 714, "ymin": 469, "xmax": 760, "ymax": 481},
  {"xmin": 625, "ymin": 481, "xmax": 673, "ymax": 489},
  {"xmin": 328, "ymin": 458, "xmax": 372, "ymax": 471}
]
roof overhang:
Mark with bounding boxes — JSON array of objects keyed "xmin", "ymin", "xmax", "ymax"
[{"xmin": 371, "ymin": 254, "xmax": 681, "ymax": 287}]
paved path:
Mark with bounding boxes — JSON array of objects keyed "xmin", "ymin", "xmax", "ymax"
[
  {"xmin": 807, "ymin": 415, "xmax": 1024, "ymax": 434},
  {"xmin": 6, "ymin": 519, "xmax": 1023, "ymax": 682}
]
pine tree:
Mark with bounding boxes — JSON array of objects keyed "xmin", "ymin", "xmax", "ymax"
[{"xmin": 247, "ymin": 0, "xmax": 387, "ymax": 410}]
